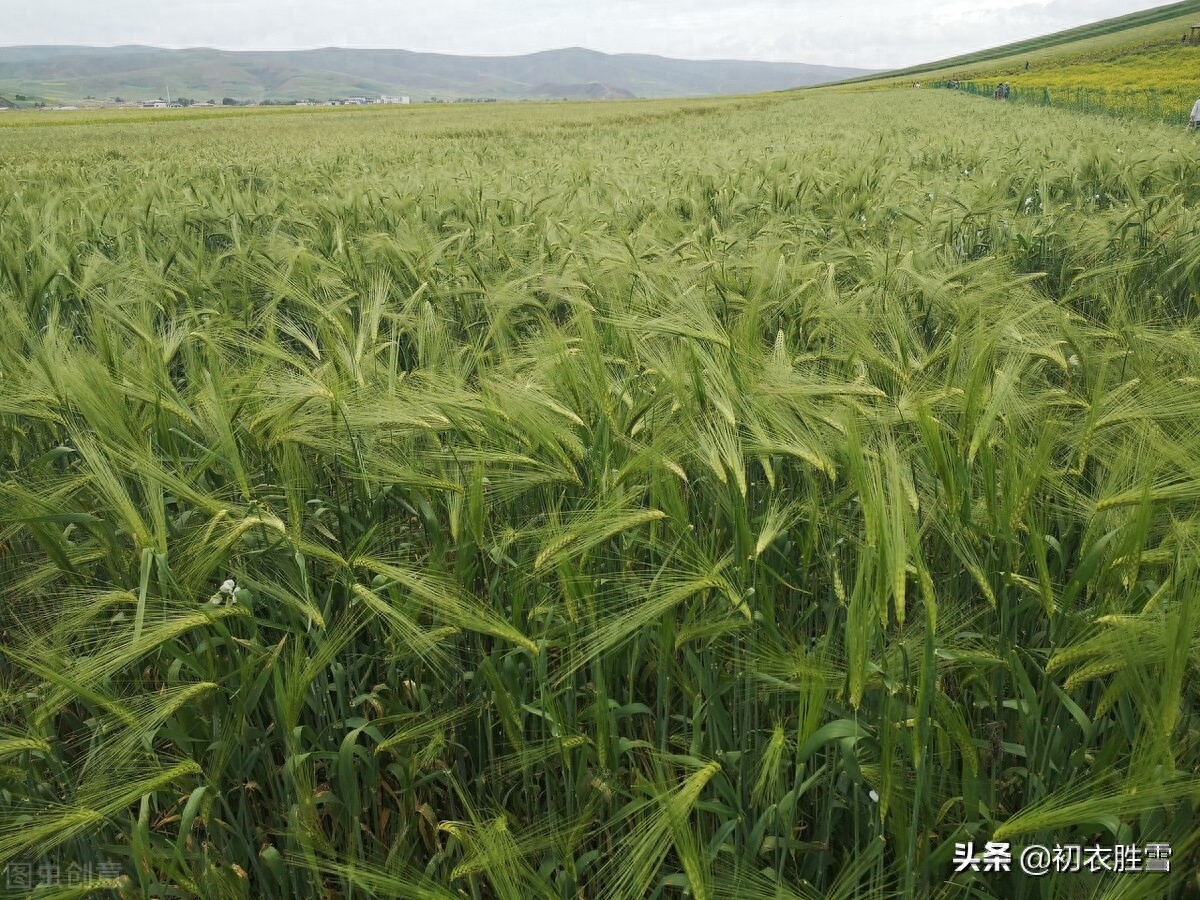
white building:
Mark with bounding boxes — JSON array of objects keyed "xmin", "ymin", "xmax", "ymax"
[{"xmin": 378, "ymin": 95, "xmax": 410, "ymax": 104}]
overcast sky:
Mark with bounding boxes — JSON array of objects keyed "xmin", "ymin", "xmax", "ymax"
[{"xmin": 2, "ymin": 0, "xmax": 1176, "ymax": 69}]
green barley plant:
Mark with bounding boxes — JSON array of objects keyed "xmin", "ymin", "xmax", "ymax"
[{"xmin": 1, "ymin": 90, "xmax": 1200, "ymax": 898}]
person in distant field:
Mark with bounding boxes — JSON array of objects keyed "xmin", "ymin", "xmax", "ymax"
[
  {"xmin": 1190, "ymin": 97, "xmax": 1200, "ymax": 128},
  {"xmin": 1025, "ymin": 60, "xmax": 1030, "ymax": 71}
]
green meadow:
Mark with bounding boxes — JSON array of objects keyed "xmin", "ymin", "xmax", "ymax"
[
  {"xmin": 845, "ymin": 0, "xmax": 1200, "ymax": 127},
  {"xmin": 846, "ymin": 0, "xmax": 1200, "ymax": 85},
  {"xmin": 2, "ymin": 92, "xmax": 1200, "ymax": 898}
]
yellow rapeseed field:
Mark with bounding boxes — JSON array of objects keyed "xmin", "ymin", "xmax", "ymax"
[{"xmin": 851, "ymin": 4, "xmax": 1200, "ymax": 125}]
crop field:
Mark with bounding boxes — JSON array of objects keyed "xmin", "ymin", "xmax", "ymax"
[
  {"xmin": 848, "ymin": 0, "xmax": 1200, "ymax": 126},
  {"xmin": 931, "ymin": 37, "xmax": 1200, "ymax": 126},
  {"xmin": 977, "ymin": 41, "xmax": 1200, "ymax": 95},
  {"xmin": 2, "ymin": 92, "xmax": 1200, "ymax": 899}
]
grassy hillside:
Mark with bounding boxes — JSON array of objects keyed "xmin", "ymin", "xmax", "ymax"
[
  {"xmin": 2, "ymin": 91, "xmax": 1200, "ymax": 898},
  {"xmin": 841, "ymin": 1, "xmax": 1200, "ymax": 125},
  {"xmin": 0, "ymin": 45, "xmax": 873, "ymax": 103},
  {"xmin": 846, "ymin": 0, "xmax": 1200, "ymax": 84}
]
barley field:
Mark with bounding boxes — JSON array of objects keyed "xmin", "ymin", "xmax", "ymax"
[{"xmin": 2, "ymin": 91, "xmax": 1200, "ymax": 899}]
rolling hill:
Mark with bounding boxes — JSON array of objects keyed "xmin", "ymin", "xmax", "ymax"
[
  {"xmin": 526, "ymin": 82, "xmax": 637, "ymax": 100},
  {"xmin": 838, "ymin": 0, "xmax": 1200, "ymax": 125},
  {"xmin": 843, "ymin": 0, "xmax": 1200, "ymax": 84},
  {"xmin": 0, "ymin": 45, "xmax": 874, "ymax": 104}
]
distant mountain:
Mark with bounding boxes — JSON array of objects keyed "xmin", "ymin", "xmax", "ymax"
[
  {"xmin": 526, "ymin": 82, "xmax": 637, "ymax": 100},
  {"xmin": 0, "ymin": 45, "xmax": 876, "ymax": 103}
]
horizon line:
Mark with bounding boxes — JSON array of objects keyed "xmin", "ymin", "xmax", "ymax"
[{"xmin": 0, "ymin": 42, "xmax": 879, "ymax": 69}]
